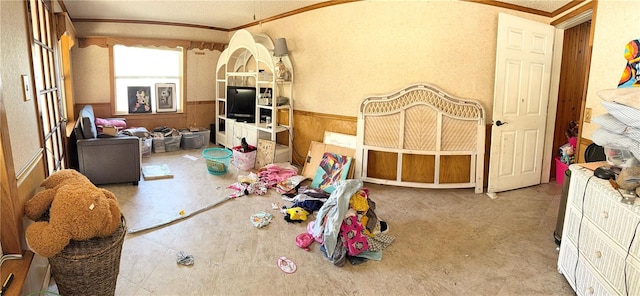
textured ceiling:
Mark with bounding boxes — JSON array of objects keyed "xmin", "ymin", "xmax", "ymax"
[
  {"xmin": 60, "ymin": 0, "xmax": 576, "ymax": 31},
  {"xmin": 497, "ymin": 0, "xmax": 574, "ymax": 13},
  {"xmin": 61, "ymin": 0, "xmax": 327, "ymax": 30}
]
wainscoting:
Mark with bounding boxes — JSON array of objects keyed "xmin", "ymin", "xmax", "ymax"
[
  {"xmin": 72, "ymin": 104, "xmax": 496, "ymax": 186},
  {"xmin": 75, "ymin": 101, "xmax": 216, "ymax": 131},
  {"xmin": 291, "ymin": 110, "xmax": 357, "ymax": 166}
]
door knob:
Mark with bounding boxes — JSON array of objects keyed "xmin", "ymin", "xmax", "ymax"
[{"xmin": 495, "ymin": 120, "xmax": 508, "ymax": 126}]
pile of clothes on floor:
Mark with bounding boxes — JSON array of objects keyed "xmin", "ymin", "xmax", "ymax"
[
  {"xmin": 227, "ymin": 163, "xmax": 300, "ymax": 198},
  {"xmin": 227, "ymin": 163, "xmax": 394, "ymax": 266},
  {"xmin": 284, "ymin": 179, "xmax": 394, "ymax": 266}
]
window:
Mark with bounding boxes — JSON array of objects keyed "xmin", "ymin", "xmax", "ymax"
[{"xmin": 113, "ymin": 45, "xmax": 183, "ymax": 114}]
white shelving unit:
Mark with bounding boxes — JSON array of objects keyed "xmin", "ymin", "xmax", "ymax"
[{"xmin": 215, "ymin": 30, "xmax": 293, "ymax": 163}]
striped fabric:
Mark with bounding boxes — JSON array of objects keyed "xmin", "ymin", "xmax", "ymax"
[
  {"xmin": 601, "ymin": 101, "xmax": 640, "ymax": 128},
  {"xmin": 592, "ymin": 113, "xmax": 640, "ymax": 140}
]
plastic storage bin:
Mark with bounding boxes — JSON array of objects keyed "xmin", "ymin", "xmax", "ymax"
[
  {"xmin": 202, "ymin": 148, "xmax": 232, "ymax": 175},
  {"xmin": 164, "ymin": 135, "xmax": 182, "ymax": 152},
  {"xmin": 152, "ymin": 133, "xmax": 166, "ymax": 153},
  {"xmin": 152, "ymin": 139, "xmax": 164, "ymax": 153},
  {"xmin": 231, "ymin": 146, "xmax": 256, "ymax": 171},
  {"xmin": 141, "ymin": 137, "xmax": 152, "ymax": 157},
  {"xmin": 180, "ymin": 129, "xmax": 210, "ymax": 149},
  {"xmin": 555, "ymin": 157, "xmax": 569, "ymax": 185},
  {"xmin": 152, "ymin": 133, "xmax": 182, "ymax": 153},
  {"xmin": 604, "ymin": 145, "xmax": 640, "ymax": 168}
]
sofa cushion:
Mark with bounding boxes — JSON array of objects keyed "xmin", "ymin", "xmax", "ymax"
[
  {"xmin": 79, "ymin": 105, "xmax": 97, "ymax": 139},
  {"xmin": 73, "ymin": 118, "xmax": 85, "ymax": 140}
]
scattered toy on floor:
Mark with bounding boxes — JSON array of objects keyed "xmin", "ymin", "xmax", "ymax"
[
  {"xmin": 228, "ymin": 181, "xmax": 268, "ymax": 198},
  {"xmin": 176, "ymin": 250, "xmax": 194, "ymax": 266},
  {"xmin": 295, "ymin": 233, "xmax": 314, "ymax": 251},
  {"xmin": 251, "ymin": 211, "xmax": 273, "ymax": 228},
  {"xmin": 277, "ymin": 256, "xmax": 297, "ymax": 274},
  {"xmin": 284, "ymin": 207, "xmax": 309, "ymax": 223}
]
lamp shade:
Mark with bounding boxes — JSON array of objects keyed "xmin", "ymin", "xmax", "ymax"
[{"xmin": 273, "ymin": 38, "xmax": 289, "ymax": 57}]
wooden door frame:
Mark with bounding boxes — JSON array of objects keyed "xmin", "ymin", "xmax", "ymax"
[
  {"xmin": 0, "ymin": 77, "xmax": 24, "ymax": 255},
  {"xmin": 542, "ymin": 3, "xmax": 594, "ymax": 183}
]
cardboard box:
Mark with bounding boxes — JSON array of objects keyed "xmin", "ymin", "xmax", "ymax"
[{"xmin": 102, "ymin": 126, "xmax": 119, "ymax": 137}]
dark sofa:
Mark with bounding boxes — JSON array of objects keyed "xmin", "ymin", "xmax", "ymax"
[{"xmin": 73, "ymin": 105, "xmax": 141, "ymax": 185}]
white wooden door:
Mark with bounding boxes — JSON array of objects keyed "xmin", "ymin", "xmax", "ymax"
[{"xmin": 487, "ymin": 13, "xmax": 555, "ymax": 194}]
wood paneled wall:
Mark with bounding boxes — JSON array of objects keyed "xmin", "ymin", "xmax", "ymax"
[
  {"xmin": 552, "ymin": 20, "xmax": 592, "ymax": 178},
  {"xmin": 577, "ymin": 137, "xmax": 593, "ymax": 164},
  {"xmin": 291, "ymin": 110, "xmax": 357, "ymax": 166},
  {"xmin": 75, "ymin": 101, "xmax": 217, "ymax": 131},
  {"xmin": 185, "ymin": 101, "xmax": 217, "ymax": 130},
  {"xmin": 72, "ymin": 105, "xmax": 493, "ymax": 187}
]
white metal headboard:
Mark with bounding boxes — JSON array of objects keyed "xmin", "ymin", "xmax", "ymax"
[{"xmin": 355, "ymin": 83, "xmax": 486, "ymax": 193}]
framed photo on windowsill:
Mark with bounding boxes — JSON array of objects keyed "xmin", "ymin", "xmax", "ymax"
[
  {"xmin": 128, "ymin": 86, "xmax": 152, "ymax": 113},
  {"xmin": 155, "ymin": 83, "xmax": 176, "ymax": 113}
]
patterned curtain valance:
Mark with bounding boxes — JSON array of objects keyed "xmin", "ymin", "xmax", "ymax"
[{"xmin": 78, "ymin": 36, "xmax": 226, "ymax": 51}]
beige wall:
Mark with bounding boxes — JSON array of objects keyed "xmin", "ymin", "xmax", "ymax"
[
  {"xmin": 71, "ymin": 1, "xmax": 550, "ymax": 120},
  {"xmin": 244, "ymin": 1, "xmax": 548, "ymax": 118},
  {"xmin": 68, "ymin": 0, "xmax": 640, "ymax": 141},
  {"xmin": 1, "ymin": 0, "xmax": 49, "ymax": 259},
  {"xmin": 186, "ymin": 49, "xmax": 218, "ymax": 102},
  {"xmin": 581, "ymin": 0, "xmax": 640, "ymax": 139},
  {"xmin": 73, "ymin": 48, "xmax": 220, "ymax": 104},
  {"xmin": 71, "ymin": 22, "xmax": 227, "ymax": 105},
  {"xmin": 72, "ymin": 46, "xmax": 111, "ymax": 104},
  {"xmin": 0, "ymin": 0, "xmax": 42, "ymax": 174}
]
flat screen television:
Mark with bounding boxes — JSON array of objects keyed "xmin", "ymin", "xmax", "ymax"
[{"xmin": 227, "ymin": 86, "xmax": 256, "ymax": 123}]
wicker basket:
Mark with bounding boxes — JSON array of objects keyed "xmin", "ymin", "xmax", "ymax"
[{"xmin": 49, "ymin": 216, "xmax": 127, "ymax": 296}]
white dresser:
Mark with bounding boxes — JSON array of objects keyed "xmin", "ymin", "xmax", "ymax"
[{"xmin": 558, "ymin": 165, "xmax": 640, "ymax": 295}]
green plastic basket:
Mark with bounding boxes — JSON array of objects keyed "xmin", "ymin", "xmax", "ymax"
[{"xmin": 202, "ymin": 148, "xmax": 232, "ymax": 175}]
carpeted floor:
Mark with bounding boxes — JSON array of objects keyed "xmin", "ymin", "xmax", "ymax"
[{"xmin": 52, "ymin": 147, "xmax": 575, "ymax": 295}]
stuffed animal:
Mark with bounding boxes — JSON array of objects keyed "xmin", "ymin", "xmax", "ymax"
[
  {"xmin": 617, "ymin": 167, "xmax": 640, "ymax": 191},
  {"xmin": 560, "ymin": 144, "xmax": 575, "ymax": 165},
  {"xmin": 283, "ymin": 207, "xmax": 309, "ymax": 223},
  {"xmin": 24, "ymin": 169, "xmax": 122, "ymax": 257}
]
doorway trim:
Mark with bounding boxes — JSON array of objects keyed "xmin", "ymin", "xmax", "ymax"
[{"xmin": 542, "ymin": 5, "xmax": 593, "ymax": 183}]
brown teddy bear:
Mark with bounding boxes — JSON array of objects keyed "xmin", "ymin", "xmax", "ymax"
[{"xmin": 24, "ymin": 169, "xmax": 122, "ymax": 257}]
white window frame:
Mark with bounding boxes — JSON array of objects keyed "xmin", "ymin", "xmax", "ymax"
[{"xmin": 113, "ymin": 45, "xmax": 184, "ymax": 115}]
